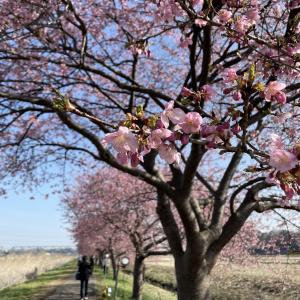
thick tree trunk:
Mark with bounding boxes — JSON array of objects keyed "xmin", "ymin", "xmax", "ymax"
[
  {"xmin": 175, "ymin": 253, "xmax": 216, "ymax": 300},
  {"xmin": 131, "ymin": 255, "xmax": 145, "ymax": 300},
  {"xmin": 109, "ymin": 249, "xmax": 118, "ymax": 281},
  {"xmin": 176, "ymin": 270, "xmax": 211, "ymax": 300}
]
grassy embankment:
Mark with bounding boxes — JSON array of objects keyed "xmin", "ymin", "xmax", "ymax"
[
  {"xmin": 0, "ymin": 260, "xmax": 75, "ymax": 300},
  {"xmin": 94, "ymin": 266, "xmax": 176, "ymax": 300},
  {"xmin": 0, "ymin": 253, "xmax": 72, "ymax": 290},
  {"xmin": 145, "ymin": 255, "xmax": 300, "ymax": 300},
  {"xmin": 2, "ymin": 255, "xmax": 299, "ymax": 300}
]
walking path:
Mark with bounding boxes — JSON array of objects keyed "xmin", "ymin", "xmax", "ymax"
[{"xmin": 44, "ymin": 276, "xmax": 98, "ymax": 300}]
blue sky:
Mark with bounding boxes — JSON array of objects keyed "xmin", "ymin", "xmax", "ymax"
[{"xmin": 0, "ymin": 183, "xmax": 74, "ymax": 250}]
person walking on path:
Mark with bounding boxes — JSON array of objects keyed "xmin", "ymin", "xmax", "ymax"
[
  {"xmin": 102, "ymin": 254, "xmax": 110, "ymax": 275},
  {"xmin": 78, "ymin": 255, "xmax": 92, "ymax": 300}
]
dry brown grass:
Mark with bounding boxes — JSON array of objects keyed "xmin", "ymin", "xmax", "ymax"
[
  {"xmin": 145, "ymin": 255, "xmax": 300, "ymax": 299},
  {"xmin": 0, "ymin": 253, "xmax": 72, "ymax": 290}
]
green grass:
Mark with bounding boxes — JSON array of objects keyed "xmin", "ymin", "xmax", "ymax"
[
  {"xmin": 94, "ymin": 267, "xmax": 176, "ymax": 300},
  {"xmin": 144, "ymin": 265, "xmax": 176, "ymax": 291},
  {"xmin": 0, "ymin": 260, "xmax": 75, "ymax": 300}
]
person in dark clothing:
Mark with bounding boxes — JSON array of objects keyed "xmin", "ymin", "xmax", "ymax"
[{"xmin": 78, "ymin": 255, "xmax": 91, "ymax": 300}]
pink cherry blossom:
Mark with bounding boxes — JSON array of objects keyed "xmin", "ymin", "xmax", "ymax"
[
  {"xmin": 217, "ymin": 121, "xmax": 230, "ymax": 131},
  {"xmin": 181, "ymin": 87, "xmax": 193, "ymax": 97},
  {"xmin": 192, "ymin": 0, "xmax": 204, "ymax": 6},
  {"xmin": 181, "ymin": 134, "xmax": 190, "ymax": 145},
  {"xmin": 234, "ymin": 17, "xmax": 252, "ymax": 34},
  {"xmin": 201, "ymin": 122, "xmax": 232, "ymax": 148},
  {"xmin": 269, "ymin": 134, "xmax": 284, "ymax": 149},
  {"xmin": 158, "ymin": 143, "xmax": 181, "ymax": 164},
  {"xmin": 179, "ymin": 112, "xmax": 202, "ymax": 134},
  {"xmin": 161, "ymin": 101, "xmax": 186, "ymax": 128},
  {"xmin": 247, "ymin": 8, "xmax": 260, "ymax": 23},
  {"xmin": 273, "ymin": 91, "xmax": 287, "ymax": 104},
  {"xmin": 116, "ymin": 151, "xmax": 129, "ymax": 165},
  {"xmin": 264, "ymin": 81, "xmax": 287, "ymax": 103},
  {"xmin": 102, "ymin": 126, "xmax": 138, "ymax": 153},
  {"xmin": 218, "ymin": 9, "xmax": 232, "ymax": 23},
  {"xmin": 201, "ymin": 125, "xmax": 223, "ymax": 148},
  {"xmin": 282, "ymin": 184, "xmax": 296, "ymax": 199},
  {"xmin": 167, "ymin": 132, "xmax": 177, "ymax": 142},
  {"xmin": 222, "ymin": 68, "xmax": 237, "ymax": 83},
  {"xmin": 179, "ymin": 36, "xmax": 193, "ymax": 48},
  {"xmin": 268, "ymin": 133, "xmax": 298, "ymax": 172},
  {"xmin": 148, "ymin": 128, "xmax": 173, "ymax": 148},
  {"xmin": 287, "ymin": 43, "xmax": 300, "ymax": 56},
  {"xmin": 129, "ymin": 45, "xmax": 144, "ymax": 55},
  {"xmin": 232, "ymin": 91, "xmax": 242, "ymax": 101},
  {"xmin": 131, "ymin": 152, "xmax": 143, "ymax": 167},
  {"xmin": 266, "ymin": 171, "xmax": 280, "ymax": 185},
  {"xmin": 269, "ymin": 149, "xmax": 298, "ymax": 172},
  {"xmin": 273, "ymin": 113, "xmax": 292, "ymax": 124},
  {"xmin": 232, "ymin": 123, "xmax": 242, "ymax": 134},
  {"xmin": 201, "ymin": 84, "xmax": 216, "ymax": 101},
  {"xmin": 195, "ymin": 19, "xmax": 207, "ymax": 27}
]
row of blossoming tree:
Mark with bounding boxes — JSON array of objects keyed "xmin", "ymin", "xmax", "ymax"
[
  {"xmin": 63, "ymin": 168, "xmax": 261, "ymax": 299},
  {"xmin": 0, "ymin": 0, "xmax": 299, "ymax": 299},
  {"xmin": 63, "ymin": 169, "xmax": 169, "ymax": 299}
]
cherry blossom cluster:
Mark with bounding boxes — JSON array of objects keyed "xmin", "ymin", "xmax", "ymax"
[
  {"xmin": 151, "ymin": 0, "xmax": 300, "ymax": 79},
  {"xmin": 102, "ymin": 65, "xmax": 288, "ymax": 168},
  {"xmin": 102, "ymin": 96, "xmax": 238, "ymax": 166},
  {"xmin": 214, "ymin": 0, "xmax": 263, "ymax": 37},
  {"xmin": 267, "ymin": 134, "xmax": 300, "ymax": 199},
  {"xmin": 222, "ymin": 67, "xmax": 287, "ymax": 104},
  {"xmin": 214, "ymin": 2, "xmax": 300, "ymax": 78},
  {"xmin": 102, "ymin": 98, "xmax": 235, "ymax": 166},
  {"xmin": 253, "ymin": 44, "xmax": 300, "ymax": 79},
  {"xmin": 126, "ymin": 40, "xmax": 151, "ymax": 57},
  {"xmin": 153, "ymin": 0, "xmax": 203, "ymax": 22}
]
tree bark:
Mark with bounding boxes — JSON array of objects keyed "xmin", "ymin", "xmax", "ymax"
[
  {"xmin": 132, "ymin": 255, "xmax": 145, "ymax": 300},
  {"xmin": 109, "ymin": 249, "xmax": 118, "ymax": 281},
  {"xmin": 175, "ymin": 252, "xmax": 216, "ymax": 300},
  {"xmin": 177, "ymin": 273, "xmax": 211, "ymax": 300}
]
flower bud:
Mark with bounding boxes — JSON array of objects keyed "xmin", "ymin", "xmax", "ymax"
[
  {"xmin": 167, "ymin": 133, "xmax": 177, "ymax": 142},
  {"xmin": 232, "ymin": 91, "xmax": 242, "ymax": 101},
  {"xmin": 181, "ymin": 134, "xmax": 190, "ymax": 145},
  {"xmin": 181, "ymin": 87, "xmax": 193, "ymax": 97},
  {"xmin": 223, "ymin": 88, "xmax": 232, "ymax": 95},
  {"xmin": 232, "ymin": 123, "xmax": 241, "ymax": 134},
  {"xmin": 156, "ymin": 119, "xmax": 164, "ymax": 129}
]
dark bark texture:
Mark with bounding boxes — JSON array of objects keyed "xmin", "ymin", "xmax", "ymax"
[{"xmin": 132, "ymin": 255, "xmax": 145, "ymax": 300}]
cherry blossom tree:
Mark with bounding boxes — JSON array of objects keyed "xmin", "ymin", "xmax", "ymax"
[
  {"xmin": 63, "ymin": 169, "xmax": 169, "ymax": 299},
  {"xmin": 64, "ymin": 168, "xmax": 261, "ymax": 298},
  {"xmin": 72, "ymin": 213, "xmax": 133, "ymax": 280},
  {"xmin": 0, "ymin": 1, "xmax": 299, "ymax": 299}
]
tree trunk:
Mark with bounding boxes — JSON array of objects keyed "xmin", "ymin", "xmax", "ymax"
[
  {"xmin": 176, "ymin": 271, "xmax": 211, "ymax": 300},
  {"xmin": 131, "ymin": 255, "xmax": 145, "ymax": 300},
  {"xmin": 175, "ymin": 253, "xmax": 215, "ymax": 300},
  {"xmin": 109, "ymin": 249, "xmax": 118, "ymax": 281}
]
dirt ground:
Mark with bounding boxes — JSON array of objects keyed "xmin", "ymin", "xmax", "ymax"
[{"xmin": 44, "ymin": 276, "xmax": 97, "ymax": 300}]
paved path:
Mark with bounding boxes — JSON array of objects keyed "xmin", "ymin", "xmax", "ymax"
[{"xmin": 44, "ymin": 276, "xmax": 98, "ymax": 300}]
